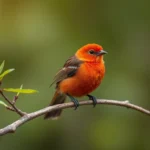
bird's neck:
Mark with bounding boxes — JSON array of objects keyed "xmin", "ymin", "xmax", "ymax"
[{"xmin": 84, "ymin": 56, "xmax": 104, "ymax": 64}]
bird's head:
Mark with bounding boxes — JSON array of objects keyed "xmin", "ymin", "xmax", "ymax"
[{"xmin": 75, "ymin": 44, "xmax": 107, "ymax": 63}]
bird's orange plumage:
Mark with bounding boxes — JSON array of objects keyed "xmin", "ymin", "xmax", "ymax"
[
  {"xmin": 44, "ymin": 43, "xmax": 107, "ymax": 119},
  {"xmin": 59, "ymin": 44, "xmax": 105, "ymax": 97}
]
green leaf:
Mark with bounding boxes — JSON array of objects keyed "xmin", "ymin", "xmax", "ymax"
[
  {"xmin": 3, "ymin": 88, "xmax": 38, "ymax": 94},
  {"xmin": 0, "ymin": 68, "xmax": 15, "ymax": 80},
  {"xmin": 0, "ymin": 60, "xmax": 5, "ymax": 74},
  {"xmin": 17, "ymin": 84, "xmax": 23, "ymax": 96},
  {"xmin": 0, "ymin": 100, "xmax": 8, "ymax": 107}
]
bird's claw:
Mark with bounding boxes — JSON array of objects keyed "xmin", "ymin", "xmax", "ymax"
[
  {"xmin": 87, "ymin": 94, "xmax": 97, "ymax": 107},
  {"xmin": 74, "ymin": 101, "xmax": 79, "ymax": 110},
  {"xmin": 67, "ymin": 94, "xmax": 79, "ymax": 110}
]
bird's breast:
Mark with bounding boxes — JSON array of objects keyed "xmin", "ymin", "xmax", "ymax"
[{"xmin": 59, "ymin": 61, "xmax": 105, "ymax": 97}]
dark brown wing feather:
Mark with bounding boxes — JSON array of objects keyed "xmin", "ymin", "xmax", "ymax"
[{"xmin": 50, "ymin": 56, "xmax": 83, "ymax": 87}]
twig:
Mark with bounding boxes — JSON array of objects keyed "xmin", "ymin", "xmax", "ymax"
[
  {"xmin": 12, "ymin": 96, "xmax": 19, "ymax": 104},
  {"xmin": 0, "ymin": 90, "xmax": 26, "ymax": 116},
  {"xmin": 0, "ymin": 99, "xmax": 150, "ymax": 136},
  {"xmin": 6, "ymin": 106, "xmax": 15, "ymax": 111}
]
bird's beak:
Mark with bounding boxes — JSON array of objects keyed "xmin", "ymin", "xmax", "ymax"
[{"xmin": 97, "ymin": 50, "xmax": 108, "ymax": 56}]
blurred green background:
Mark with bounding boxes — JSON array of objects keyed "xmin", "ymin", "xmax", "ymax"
[{"xmin": 0, "ymin": 0, "xmax": 150, "ymax": 150}]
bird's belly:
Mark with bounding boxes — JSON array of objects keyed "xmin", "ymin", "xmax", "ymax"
[{"xmin": 59, "ymin": 63, "xmax": 105, "ymax": 97}]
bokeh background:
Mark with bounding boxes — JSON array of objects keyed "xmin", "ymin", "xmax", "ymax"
[{"xmin": 0, "ymin": 0, "xmax": 150, "ymax": 150}]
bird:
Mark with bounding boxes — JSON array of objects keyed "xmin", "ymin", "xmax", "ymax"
[{"xmin": 44, "ymin": 43, "xmax": 107, "ymax": 119}]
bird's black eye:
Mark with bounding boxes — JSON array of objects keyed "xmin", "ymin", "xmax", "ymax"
[{"xmin": 89, "ymin": 50, "xmax": 95, "ymax": 55}]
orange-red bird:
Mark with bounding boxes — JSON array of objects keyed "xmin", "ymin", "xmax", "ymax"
[{"xmin": 44, "ymin": 43, "xmax": 107, "ymax": 119}]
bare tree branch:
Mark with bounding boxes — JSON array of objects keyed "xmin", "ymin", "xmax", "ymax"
[{"xmin": 0, "ymin": 99, "xmax": 150, "ymax": 136}]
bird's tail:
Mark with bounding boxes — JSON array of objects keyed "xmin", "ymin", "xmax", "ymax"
[{"xmin": 44, "ymin": 90, "xmax": 66, "ymax": 120}]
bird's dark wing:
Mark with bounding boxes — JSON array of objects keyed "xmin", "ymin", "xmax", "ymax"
[{"xmin": 50, "ymin": 56, "xmax": 83, "ymax": 87}]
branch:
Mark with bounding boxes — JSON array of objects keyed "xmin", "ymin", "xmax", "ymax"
[
  {"xmin": 0, "ymin": 91, "xmax": 26, "ymax": 116},
  {"xmin": 0, "ymin": 99, "xmax": 150, "ymax": 136}
]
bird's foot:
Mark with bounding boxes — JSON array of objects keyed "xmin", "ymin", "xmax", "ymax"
[
  {"xmin": 67, "ymin": 94, "xmax": 79, "ymax": 110},
  {"xmin": 87, "ymin": 94, "xmax": 97, "ymax": 107}
]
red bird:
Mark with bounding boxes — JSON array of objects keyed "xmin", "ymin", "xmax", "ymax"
[{"xmin": 44, "ymin": 43, "xmax": 107, "ymax": 119}]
